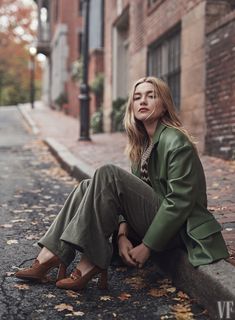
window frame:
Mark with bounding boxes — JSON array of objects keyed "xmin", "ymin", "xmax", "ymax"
[{"xmin": 147, "ymin": 25, "xmax": 181, "ymax": 109}]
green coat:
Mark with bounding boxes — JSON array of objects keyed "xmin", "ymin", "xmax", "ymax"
[{"xmin": 132, "ymin": 123, "xmax": 229, "ymax": 266}]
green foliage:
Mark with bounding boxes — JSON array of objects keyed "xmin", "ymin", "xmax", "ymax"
[
  {"xmin": 54, "ymin": 92, "xmax": 68, "ymax": 109},
  {"xmin": 111, "ymin": 98, "xmax": 127, "ymax": 132},
  {"xmin": 91, "ymin": 108, "xmax": 103, "ymax": 134},
  {"xmin": 90, "ymin": 73, "xmax": 104, "ymax": 96},
  {"xmin": 71, "ymin": 57, "xmax": 83, "ymax": 83}
]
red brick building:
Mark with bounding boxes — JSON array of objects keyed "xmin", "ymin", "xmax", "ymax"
[
  {"xmin": 35, "ymin": 0, "xmax": 104, "ymax": 118},
  {"xmin": 206, "ymin": 8, "xmax": 235, "ymax": 159},
  {"xmin": 35, "ymin": 0, "xmax": 235, "ymax": 159},
  {"xmin": 103, "ymin": 0, "xmax": 235, "ymax": 158}
]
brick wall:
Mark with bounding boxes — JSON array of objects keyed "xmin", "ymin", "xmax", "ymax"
[
  {"xmin": 49, "ymin": 0, "xmax": 83, "ymax": 117},
  {"xmin": 205, "ymin": 11, "xmax": 235, "ymax": 159},
  {"xmin": 104, "ymin": 0, "xmax": 206, "ymax": 138}
]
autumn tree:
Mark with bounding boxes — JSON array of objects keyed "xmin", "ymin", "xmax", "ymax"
[{"xmin": 0, "ymin": 0, "xmax": 41, "ymax": 105}]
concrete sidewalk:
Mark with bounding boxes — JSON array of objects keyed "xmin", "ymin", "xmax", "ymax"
[{"xmin": 18, "ymin": 101, "xmax": 235, "ymax": 319}]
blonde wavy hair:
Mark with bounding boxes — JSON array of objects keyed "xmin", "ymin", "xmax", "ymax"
[{"xmin": 124, "ymin": 76, "xmax": 196, "ymax": 165}]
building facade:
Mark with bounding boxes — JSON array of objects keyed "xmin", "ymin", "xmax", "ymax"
[
  {"xmin": 103, "ymin": 0, "xmax": 235, "ymax": 158},
  {"xmin": 36, "ymin": 0, "xmax": 235, "ymax": 159},
  {"xmin": 35, "ymin": 0, "xmax": 104, "ymax": 117}
]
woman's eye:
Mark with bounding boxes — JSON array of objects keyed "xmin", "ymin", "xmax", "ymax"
[{"xmin": 134, "ymin": 96, "xmax": 140, "ymax": 100}]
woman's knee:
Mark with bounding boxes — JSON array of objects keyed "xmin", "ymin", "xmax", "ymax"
[
  {"xmin": 95, "ymin": 164, "xmax": 117, "ymax": 177},
  {"xmin": 79, "ymin": 178, "xmax": 91, "ymax": 192}
]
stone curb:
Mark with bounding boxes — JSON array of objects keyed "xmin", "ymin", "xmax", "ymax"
[
  {"xmin": 44, "ymin": 138, "xmax": 94, "ymax": 180},
  {"xmin": 20, "ymin": 104, "xmax": 235, "ymax": 320},
  {"xmin": 159, "ymin": 250, "xmax": 235, "ymax": 320},
  {"xmin": 17, "ymin": 104, "xmax": 40, "ymax": 135}
]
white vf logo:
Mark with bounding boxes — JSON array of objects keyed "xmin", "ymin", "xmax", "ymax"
[{"xmin": 217, "ymin": 301, "xmax": 234, "ymax": 319}]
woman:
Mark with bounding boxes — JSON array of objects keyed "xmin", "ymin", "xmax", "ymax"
[{"xmin": 15, "ymin": 77, "xmax": 229, "ymax": 290}]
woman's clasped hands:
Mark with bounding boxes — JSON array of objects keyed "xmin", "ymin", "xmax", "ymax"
[{"xmin": 118, "ymin": 234, "xmax": 151, "ymax": 268}]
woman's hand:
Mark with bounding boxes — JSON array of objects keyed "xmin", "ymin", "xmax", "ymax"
[
  {"xmin": 129, "ymin": 243, "xmax": 151, "ymax": 268},
  {"xmin": 118, "ymin": 235, "xmax": 137, "ymax": 267}
]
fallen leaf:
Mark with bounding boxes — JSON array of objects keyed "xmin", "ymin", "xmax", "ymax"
[
  {"xmin": 54, "ymin": 304, "xmax": 74, "ymax": 312},
  {"xmin": 65, "ymin": 311, "xmax": 85, "ymax": 317},
  {"xmin": 112, "ymin": 313, "xmax": 117, "ymax": 317},
  {"xmin": 11, "ymin": 219, "xmax": 26, "ymax": 223},
  {"xmin": 66, "ymin": 290, "xmax": 80, "ymax": 298},
  {"xmin": 7, "ymin": 239, "xmax": 18, "ymax": 245},
  {"xmin": 171, "ymin": 304, "xmax": 191, "ymax": 313},
  {"xmin": 44, "ymin": 293, "xmax": 56, "ymax": 298},
  {"xmin": 6, "ymin": 272, "xmax": 15, "ymax": 276},
  {"xmin": 166, "ymin": 287, "xmax": 177, "ymax": 293},
  {"xmin": 100, "ymin": 295, "xmax": 112, "ymax": 301},
  {"xmin": 118, "ymin": 292, "xmax": 131, "ymax": 301},
  {"xmin": 125, "ymin": 276, "xmax": 146, "ymax": 289},
  {"xmin": 12, "ymin": 210, "xmax": 24, "ymax": 213},
  {"xmin": 148, "ymin": 288, "xmax": 168, "ymax": 298},
  {"xmin": 0, "ymin": 224, "xmax": 13, "ymax": 228},
  {"xmin": 171, "ymin": 303, "xmax": 194, "ymax": 320},
  {"xmin": 14, "ymin": 284, "xmax": 30, "ymax": 290},
  {"xmin": 177, "ymin": 291, "xmax": 190, "ymax": 300}
]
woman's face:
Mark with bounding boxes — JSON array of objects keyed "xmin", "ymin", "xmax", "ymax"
[{"xmin": 132, "ymin": 82, "xmax": 164, "ymax": 123}]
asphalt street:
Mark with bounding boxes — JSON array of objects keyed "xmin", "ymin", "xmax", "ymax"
[{"xmin": 0, "ymin": 106, "xmax": 209, "ymax": 320}]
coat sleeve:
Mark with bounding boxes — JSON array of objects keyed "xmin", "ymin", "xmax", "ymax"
[{"xmin": 143, "ymin": 144, "xmax": 198, "ymax": 251}]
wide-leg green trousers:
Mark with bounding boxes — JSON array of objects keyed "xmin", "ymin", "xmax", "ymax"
[{"xmin": 38, "ymin": 164, "xmax": 160, "ymax": 269}]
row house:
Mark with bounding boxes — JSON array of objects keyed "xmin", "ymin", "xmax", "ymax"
[
  {"xmin": 104, "ymin": 0, "xmax": 235, "ymax": 158},
  {"xmin": 35, "ymin": 0, "xmax": 235, "ymax": 159},
  {"xmin": 35, "ymin": 0, "xmax": 104, "ymax": 117}
]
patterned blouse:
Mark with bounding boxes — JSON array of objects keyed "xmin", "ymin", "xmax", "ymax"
[{"xmin": 140, "ymin": 140, "xmax": 154, "ymax": 186}]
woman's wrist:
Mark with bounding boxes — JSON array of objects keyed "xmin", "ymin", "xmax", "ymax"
[{"xmin": 117, "ymin": 232, "xmax": 127, "ymax": 241}]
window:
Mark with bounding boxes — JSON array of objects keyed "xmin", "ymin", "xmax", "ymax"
[
  {"xmin": 148, "ymin": 28, "xmax": 181, "ymax": 109},
  {"xmin": 78, "ymin": 32, "xmax": 83, "ymax": 55},
  {"xmin": 78, "ymin": 0, "xmax": 83, "ymax": 16}
]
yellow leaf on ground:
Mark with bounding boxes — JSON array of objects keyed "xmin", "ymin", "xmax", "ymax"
[
  {"xmin": 171, "ymin": 304, "xmax": 191, "ymax": 313},
  {"xmin": 100, "ymin": 295, "xmax": 112, "ymax": 301},
  {"xmin": 14, "ymin": 284, "xmax": 30, "ymax": 290},
  {"xmin": 125, "ymin": 276, "xmax": 146, "ymax": 289},
  {"xmin": 166, "ymin": 287, "xmax": 177, "ymax": 293},
  {"xmin": 171, "ymin": 303, "xmax": 194, "ymax": 320},
  {"xmin": 0, "ymin": 224, "xmax": 13, "ymax": 228},
  {"xmin": 66, "ymin": 290, "xmax": 80, "ymax": 298},
  {"xmin": 71, "ymin": 311, "xmax": 84, "ymax": 316},
  {"xmin": 54, "ymin": 303, "xmax": 74, "ymax": 312},
  {"xmin": 148, "ymin": 288, "xmax": 168, "ymax": 298},
  {"xmin": 7, "ymin": 239, "xmax": 18, "ymax": 245},
  {"xmin": 177, "ymin": 291, "xmax": 190, "ymax": 300},
  {"xmin": 118, "ymin": 292, "xmax": 131, "ymax": 301},
  {"xmin": 44, "ymin": 293, "xmax": 56, "ymax": 298},
  {"xmin": 65, "ymin": 311, "xmax": 84, "ymax": 317},
  {"xmin": 11, "ymin": 219, "xmax": 26, "ymax": 223}
]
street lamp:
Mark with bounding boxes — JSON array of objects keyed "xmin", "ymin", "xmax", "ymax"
[
  {"xmin": 79, "ymin": 0, "xmax": 91, "ymax": 141},
  {"xmin": 29, "ymin": 46, "xmax": 37, "ymax": 109}
]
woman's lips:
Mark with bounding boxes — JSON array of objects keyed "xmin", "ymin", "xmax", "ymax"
[{"xmin": 139, "ymin": 108, "xmax": 149, "ymax": 112}]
